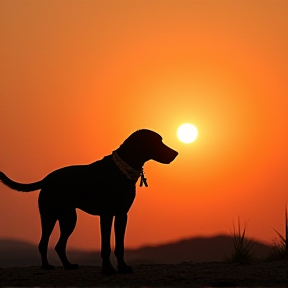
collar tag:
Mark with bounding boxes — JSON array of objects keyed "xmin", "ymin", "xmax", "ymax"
[{"xmin": 140, "ymin": 169, "xmax": 148, "ymax": 187}]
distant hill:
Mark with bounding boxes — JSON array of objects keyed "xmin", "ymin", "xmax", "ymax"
[{"xmin": 0, "ymin": 235, "xmax": 272, "ymax": 268}]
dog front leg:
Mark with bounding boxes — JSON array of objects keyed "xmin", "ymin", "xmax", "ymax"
[
  {"xmin": 114, "ymin": 213, "xmax": 133, "ymax": 274},
  {"xmin": 100, "ymin": 214, "xmax": 116, "ymax": 275}
]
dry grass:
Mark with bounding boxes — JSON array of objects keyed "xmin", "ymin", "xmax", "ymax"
[
  {"xmin": 224, "ymin": 218, "xmax": 255, "ymax": 264},
  {"xmin": 266, "ymin": 207, "xmax": 288, "ymax": 261}
]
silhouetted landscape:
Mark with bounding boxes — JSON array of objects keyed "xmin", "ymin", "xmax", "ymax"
[
  {"xmin": 0, "ymin": 234, "xmax": 272, "ymax": 267},
  {"xmin": 1, "ymin": 236, "xmax": 288, "ymax": 286}
]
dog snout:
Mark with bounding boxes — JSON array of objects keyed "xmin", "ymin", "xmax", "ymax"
[
  {"xmin": 153, "ymin": 143, "xmax": 178, "ymax": 164},
  {"xmin": 171, "ymin": 149, "xmax": 178, "ymax": 160},
  {"xmin": 167, "ymin": 148, "xmax": 178, "ymax": 163}
]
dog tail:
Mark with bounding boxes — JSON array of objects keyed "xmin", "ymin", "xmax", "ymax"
[{"xmin": 0, "ymin": 172, "xmax": 43, "ymax": 192}]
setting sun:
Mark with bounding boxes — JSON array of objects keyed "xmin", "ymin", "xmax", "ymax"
[{"xmin": 177, "ymin": 123, "xmax": 198, "ymax": 143}]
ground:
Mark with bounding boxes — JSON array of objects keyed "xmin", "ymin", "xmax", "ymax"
[{"xmin": 0, "ymin": 260, "xmax": 287, "ymax": 287}]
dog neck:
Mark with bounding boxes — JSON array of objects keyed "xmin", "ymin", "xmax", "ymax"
[
  {"xmin": 112, "ymin": 150, "xmax": 148, "ymax": 187},
  {"xmin": 115, "ymin": 146, "xmax": 147, "ymax": 171}
]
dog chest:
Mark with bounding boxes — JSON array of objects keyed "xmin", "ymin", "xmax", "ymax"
[
  {"xmin": 74, "ymin": 156, "xmax": 137, "ymax": 215},
  {"xmin": 75, "ymin": 184, "xmax": 136, "ymax": 215}
]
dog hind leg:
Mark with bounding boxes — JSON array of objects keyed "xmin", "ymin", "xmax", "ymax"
[
  {"xmin": 38, "ymin": 213, "xmax": 57, "ymax": 270},
  {"xmin": 55, "ymin": 209, "xmax": 79, "ymax": 270}
]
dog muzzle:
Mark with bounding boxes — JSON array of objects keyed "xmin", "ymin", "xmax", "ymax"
[{"xmin": 112, "ymin": 151, "xmax": 148, "ymax": 187}]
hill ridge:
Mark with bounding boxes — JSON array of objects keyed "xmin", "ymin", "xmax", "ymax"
[{"xmin": 0, "ymin": 235, "xmax": 272, "ymax": 267}]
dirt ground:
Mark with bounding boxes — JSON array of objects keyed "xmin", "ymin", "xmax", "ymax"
[{"xmin": 0, "ymin": 260, "xmax": 287, "ymax": 287}]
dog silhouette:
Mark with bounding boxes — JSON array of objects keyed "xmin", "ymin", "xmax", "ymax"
[{"xmin": 0, "ymin": 129, "xmax": 178, "ymax": 274}]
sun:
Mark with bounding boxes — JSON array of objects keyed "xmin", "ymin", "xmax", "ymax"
[{"xmin": 177, "ymin": 123, "xmax": 198, "ymax": 143}]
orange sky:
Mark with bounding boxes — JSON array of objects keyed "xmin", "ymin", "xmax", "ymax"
[{"xmin": 0, "ymin": 0, "xmax": 287, "ymax": 251}]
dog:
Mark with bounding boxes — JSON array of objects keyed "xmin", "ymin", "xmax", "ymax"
[{"xmin": 0, "ymin": 129, "xmax": 178, "ymax": 274}]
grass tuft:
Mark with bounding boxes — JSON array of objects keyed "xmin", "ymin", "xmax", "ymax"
[
  {"xmin": 266, "ymin": 206, "xmax": 288, "ymax": 261},
  {"xmin": 224, "ymin": 217, "xmax": 254, "ymax": 264}
]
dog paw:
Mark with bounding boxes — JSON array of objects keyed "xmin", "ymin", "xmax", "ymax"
[
  {"xmin": 41, "ymin": 264, "xmax": 55, "ymax": 270},
  {"xmin": 102, "ymin": 263, "xmax": 117, "ymax": 275},
  {"xmin": 118, "ymin": 263, "xmax": 133, "ymax": 274},
  {"xmin": 64, "ymin": 263, "xmax": 79, "ymax": 270}
]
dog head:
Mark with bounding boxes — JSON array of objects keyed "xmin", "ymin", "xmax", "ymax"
[{"xmin": 118, "ymin": 129, "xmax": 178, "ymax": 169}]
